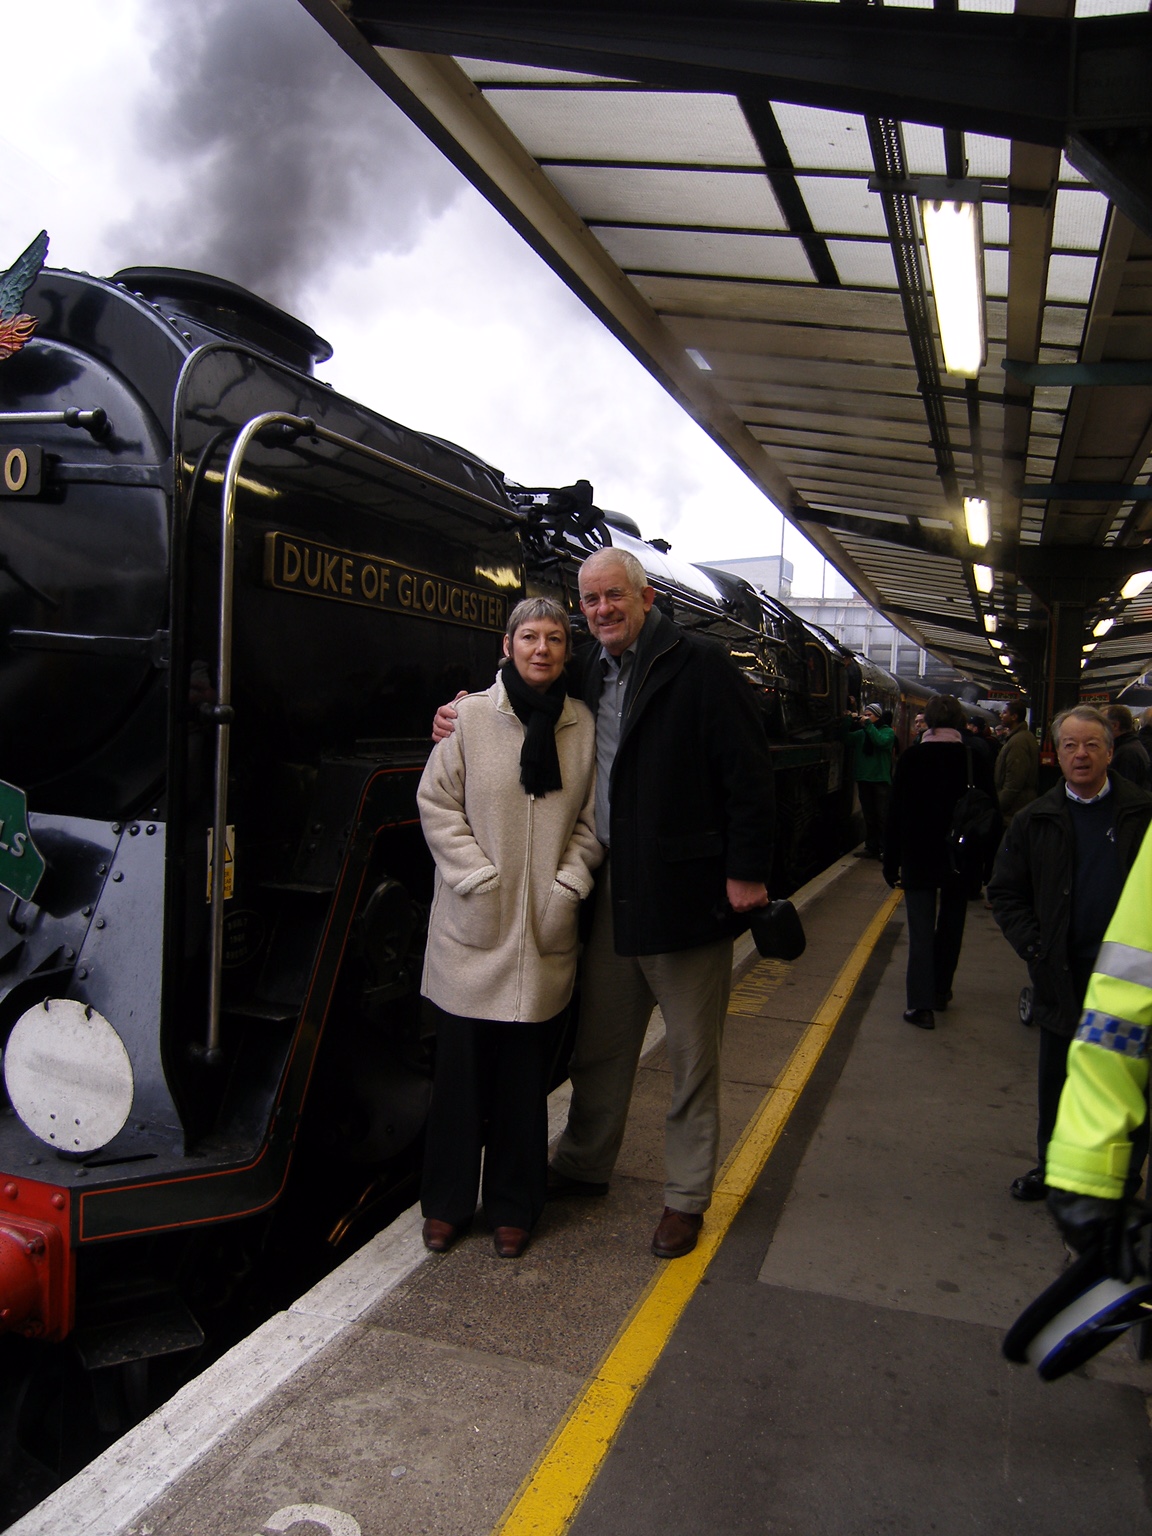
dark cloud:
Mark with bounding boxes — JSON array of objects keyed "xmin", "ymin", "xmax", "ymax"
[{"xmin": 109, "ymin": 0, "xmax": 462, "ymax": 309}]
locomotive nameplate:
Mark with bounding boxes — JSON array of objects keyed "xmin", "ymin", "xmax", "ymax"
[
  {"xmin": 0, "ymin": 780, "xmax": 44, "ymax": 901},
  {"xmin": 1, "ymin": 446, "xmax": 43, "ymax": 497},
  {"xmin": 263, "ymin": 532, "xmax": 508, "ymax": 633}
]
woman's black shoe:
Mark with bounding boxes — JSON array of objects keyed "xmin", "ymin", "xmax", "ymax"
[{"xmin": 903, "ymin": 1008, "xmax": 935, "ymax": 1029}]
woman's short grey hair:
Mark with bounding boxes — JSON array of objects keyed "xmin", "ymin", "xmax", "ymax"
[
  {"xmin": 580, "ymin": 546, "xmax": 650, "ymax": 595},
  {"xmin": 505, "ymin": 596, "xmax": 572, "ymax": 653},
  {"xmin": 1051, "ymin": 704, "xmax": 1112, "ymax": 747}
]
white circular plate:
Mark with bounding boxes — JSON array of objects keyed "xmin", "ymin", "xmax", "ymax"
[{"xmin": 4, "ymin": 998, "xmax": 134, "ymax": 1154}]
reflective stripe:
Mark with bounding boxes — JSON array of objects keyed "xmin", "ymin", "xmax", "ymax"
[
  {"xmin": 1096, "ymin": 940, "xmax": 1152, "ymax": 986},
  {"xmin": 1075, "ymin": 1009, "xmax": 1149, "ymax": 1058}
]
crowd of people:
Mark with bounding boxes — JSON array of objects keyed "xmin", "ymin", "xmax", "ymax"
[{"xmin": 416, "ymin": 553, "xmax": 1152, "ymax": 1280}]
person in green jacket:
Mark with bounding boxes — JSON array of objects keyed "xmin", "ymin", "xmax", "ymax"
[
  {"xmin": 1046, "ymin": 822, "xmax": 1152, "ymax": 1271},
  {"xmin": 847, "ymin": 702, "xmax": 897, "ymax": 859}
]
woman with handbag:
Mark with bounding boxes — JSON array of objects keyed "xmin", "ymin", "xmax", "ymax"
[
  {"xmin": 882, "ymin": 694, "xmax": 996, "ymax": 1029},
  {"xmin": 417, "ymin": 597, "xmax": 602, "ymax": 1258}
]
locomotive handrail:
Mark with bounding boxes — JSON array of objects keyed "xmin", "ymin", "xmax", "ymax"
[
  {"xmin": 0, "ymin": 407, "xmax": 108, "ymax": 436},
  {"xmin": 205, "ymin": 411, "xmax": 528, "ymax": 1059}
]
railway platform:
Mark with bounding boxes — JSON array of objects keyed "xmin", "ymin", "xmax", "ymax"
[{"xmin": 11, "ymin": 855, "xmax": 1152, "ymax": 1536}]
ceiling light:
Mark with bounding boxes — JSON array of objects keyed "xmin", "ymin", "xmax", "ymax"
[
  {"xmin": 921, "ymin": 199, "xmax": 986, "ymax": 377},
  {"xmin": 989, "ymin": 638, "xmax": 1003, "ymax": 649},
  {"xmin": 1083, "ymin": 642, "xmax": 1097, "ymax": 653},
  {"xmin": 1093, "ymin": 617, "xmax": 1114, "ymax": 638},
  {"xmin": 999, "ymin": 655, "xmax": 1012, "ymax": 667},
  {"xmin": 1121, "ymin": 571, "xmax": 1152, "ymax": 600},
  {"xmin": 983, "ymin": 613, "xmax": 997, "ymax": 632},
  {"xmin": 685, "ymin": 348, "xmax": 712, "ymax": 372},
  {"xmin": 973, "ymin": 564, "xmax": 994, "ymax": 593},
  {"xmin": 964, "ymin": 497, "xmax": 991, "ymax": 547}
]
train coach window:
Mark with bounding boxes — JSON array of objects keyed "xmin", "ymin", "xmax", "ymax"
[{"xmin": 804, "ymin": 642, "xmax": 829, "ymax": 698}]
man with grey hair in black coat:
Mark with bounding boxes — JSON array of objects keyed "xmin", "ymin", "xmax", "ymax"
[{"xmin": 988, "ymin": 704, "xmax": 1152, "ymax": 1202}]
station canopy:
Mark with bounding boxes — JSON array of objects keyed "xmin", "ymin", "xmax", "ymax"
[{"xmin": 302, "ymin": 0, "xmax": 1152, "ymax": 703}]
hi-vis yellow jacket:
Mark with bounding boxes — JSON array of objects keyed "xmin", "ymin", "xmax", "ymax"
[{"xmin": 1046, "ymin": 825, "xmax": 1152, "ymax": 1200}]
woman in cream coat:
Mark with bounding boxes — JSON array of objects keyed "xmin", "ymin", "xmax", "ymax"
[{"xmin": 417, "ymin": 597, "xmax": 602, "ymax": 1258}]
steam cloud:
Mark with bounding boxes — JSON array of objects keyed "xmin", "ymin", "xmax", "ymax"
[{"xmin": 109, "ymin": 0, "xmax": 462, "ymax": 311}]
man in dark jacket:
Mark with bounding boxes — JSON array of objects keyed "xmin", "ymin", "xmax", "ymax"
[
  {"xmin": 548, "ymin": 548, "xmax": 773, "ymax": 1257},
  {"xmin": 993, "ymin": 701, "xmax": 1038, "ymax": 824},
  {"xmin": 1105, "ymin": 704, "xmax": 1150, "ymax": 789},
  {"xmin": 988, "ymin": 705, "xmax": 1152, "ymax": 1201},
  {"xmin": 432, "ymin": 548, "xmax": 774, "ymax": 1258}
]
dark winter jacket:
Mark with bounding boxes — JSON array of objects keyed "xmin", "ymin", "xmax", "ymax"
[
  {"xmin": 986, "ymin": 773, "xmax": 1152, "ymax": 1036},
  {"xmin": 882, "ymin": 737, "xmax": 996, "ymax": 890},
  {"xmin": 568, "ymin": 610, "xmax": 774, "ymax": 955},
  {"xmin": 993, "ymin": 721, "xmax": 1039, "ymax": 820},
  {"xmin": 1110, "ymin": 730, "xmax": 1150, "ymax": 790}
]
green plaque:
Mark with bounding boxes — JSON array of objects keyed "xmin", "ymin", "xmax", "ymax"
[{"xmin": 0, "ymin": 780, "xmax": 44, "ymax": 902}]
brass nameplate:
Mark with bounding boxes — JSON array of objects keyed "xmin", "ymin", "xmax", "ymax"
[{"xmin": 263, "ymin": 532, "xmax": 508, "ymax": 633}]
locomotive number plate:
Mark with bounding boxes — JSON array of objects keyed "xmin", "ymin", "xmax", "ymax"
[
  {"xmin": 263, "ymin": 532, "xmax": 509, "ymax": 633},
  {"xmin": 1, "ymin": 446, "xmax": 43, "ymax": 497}
]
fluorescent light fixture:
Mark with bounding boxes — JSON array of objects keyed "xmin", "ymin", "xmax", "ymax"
[
  {"xmin": 1082, "ymin": 642, "xmax": 1097, "ymax": 653},
  {"xmin": 1121, "ymin": 571, "xmax": 1152, "ymax": 600},
  {"xmin": 685, "ymin": 348, "xmax": 712, "ymax": 372},
  {"xmin": 989, "ymin": 638, "xmax": 1003, "ymax": 649},
  {"xmin": 973, "ymin": 564, "xmax": 994, "ymax": 593},
  {"xmin": 999, "ymin": 654, "xmax": 1012, "ymax": 667},
  {"xmin": 921, "ymin": 199, "xmax": 986, "ymax": 377},
  {"xmin": 964, "ymin": 496, "xmax": 991, "ymax": 547},
  {"xmin": 983, "ymin": 613, "xmax": 997, "ymax": 632},
  {"xmin": 1093, "ymin": 617, "xmax": 1114, "ymax": 638}
]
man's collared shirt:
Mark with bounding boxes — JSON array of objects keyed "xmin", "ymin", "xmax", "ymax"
[
  {"xmin": 593, "ymin": 608, "xmax": 659, "ymax": 846},
  {"xmin": 1065, "ymin": 779, "xmax": 1112, "ymax": 806}
]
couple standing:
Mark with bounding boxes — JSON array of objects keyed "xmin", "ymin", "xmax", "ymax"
[{"xmin": 418, "ymin": 548, "xmax": 774, "ymax": 1260}]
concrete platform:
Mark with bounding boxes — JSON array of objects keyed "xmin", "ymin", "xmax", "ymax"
[{"xmin": 12, "ymin": 863, "xmax": 1152, "ymax": 1536}]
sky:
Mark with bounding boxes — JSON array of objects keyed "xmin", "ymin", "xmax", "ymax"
[{"xmin": 0, "ymin": 0, "xmax": 846, "ymax": 595}]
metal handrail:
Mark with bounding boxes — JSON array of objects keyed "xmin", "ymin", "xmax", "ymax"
[
  {"xmin": 203, "ymin": 411, "xmax": 525, "ymax": 1058},
  {"xmin": 0, "ymin": 408, "xmax": 108, "ymax": 435}
]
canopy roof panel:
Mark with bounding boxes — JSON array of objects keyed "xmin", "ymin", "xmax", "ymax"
[{"xmin": 303, "ymin": 0, "xmax": 1152, "ymax": 701}]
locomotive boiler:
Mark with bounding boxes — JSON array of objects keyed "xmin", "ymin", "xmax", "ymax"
[{"xmin": 0, "ymin": 256, "xmax": 875, "ymax": 1420}]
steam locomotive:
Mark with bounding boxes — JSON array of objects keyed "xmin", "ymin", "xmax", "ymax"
[{"xmin": 0, "ymin": 260, "xmax": 888, "ymax": 1406}]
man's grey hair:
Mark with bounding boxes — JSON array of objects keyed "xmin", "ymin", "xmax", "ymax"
[
  {"xmin": 1051, "ymin": 704, "xmax": 1113, "ymax": 748},
  {"xmin": 579, "ymin": 546, "xmax": 650, "ymax": 595},
  {"xmin": 505, "ymin": 596, "xmax": 571, "ymax": 653}
]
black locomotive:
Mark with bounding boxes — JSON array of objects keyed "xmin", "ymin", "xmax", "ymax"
[{"xmin": 0, "ymin": 260, "xmax": 880, "ymax": 1403}]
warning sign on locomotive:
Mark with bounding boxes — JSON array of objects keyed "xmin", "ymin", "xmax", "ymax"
[{"xmin": 263, "ymin": 532, "xmax": 509, "ymax": 633}]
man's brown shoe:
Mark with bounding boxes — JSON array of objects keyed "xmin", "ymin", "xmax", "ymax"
[
  {"xmin": 651, "ymin": 1207, "xmax": 703, "ymax": 1259},
  {"xmin": 493, "ymin": 1226, "xmax": 530, "ymax": 1258},
  {"xmin": 422, "ymin": 1218, "xmax": 461, "ymax": 1253}
]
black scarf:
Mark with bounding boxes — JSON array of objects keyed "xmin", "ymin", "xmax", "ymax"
[{"xmin": 500, "ymin": 660, "xmax": 566, "ymax": 796}]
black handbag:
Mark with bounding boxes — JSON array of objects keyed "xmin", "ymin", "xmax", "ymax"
[{"xmin": 747, "ymin": 899, "xmax": 807, "ymax": 962}]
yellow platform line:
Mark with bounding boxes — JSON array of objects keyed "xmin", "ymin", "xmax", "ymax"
[{"xmin": 493, "ymin": 887, "xmax": 902, "ymax": 1536}]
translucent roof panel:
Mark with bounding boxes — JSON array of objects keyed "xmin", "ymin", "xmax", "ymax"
[
  {"xmin": 795, "ymin": 177, "xmax": 888, "ymax": 237},
  {"xmin": 981, "ymin": 202, "xmax": 1009, "ymax": 247},
  {"xmin": 1053, "ymin": 189, "xmax": 1109, "ymax": 252},
  {"xmin": 965, "ymin": 134, "xmax": 1011, "ymax": 178},
  {"xmin": 1047, "ymin": 254, "xmax": 1099, "ymax": 303},
  {"xmin": 544, "ymin": 166, "xmax": 786, "ymax": 229},
  {"xmin": 901, "ymin": 123, "xmax": 948, "ymax": 175},
  {"xmin": 483, "ymin": 89, "xmax": 764, "ymax": 165},
  {"xmin": 773, "ymin": 105, "xmax": 874, "ymax": 172},
  {"xmin": 594, "ymin": 227, "xmax": 816, "ymax": 281},
  {"xmin": 827, "ymin": 240, "xmax": 900, "ymax": 289},
  {"xmin": 984, "ymin": 248, "xmax": 1010, "ymax": 299}
]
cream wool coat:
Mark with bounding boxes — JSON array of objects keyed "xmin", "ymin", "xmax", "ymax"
[{"xmin": 418, "ymin": 673, "xmax": 603, "ymax": 1023}]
